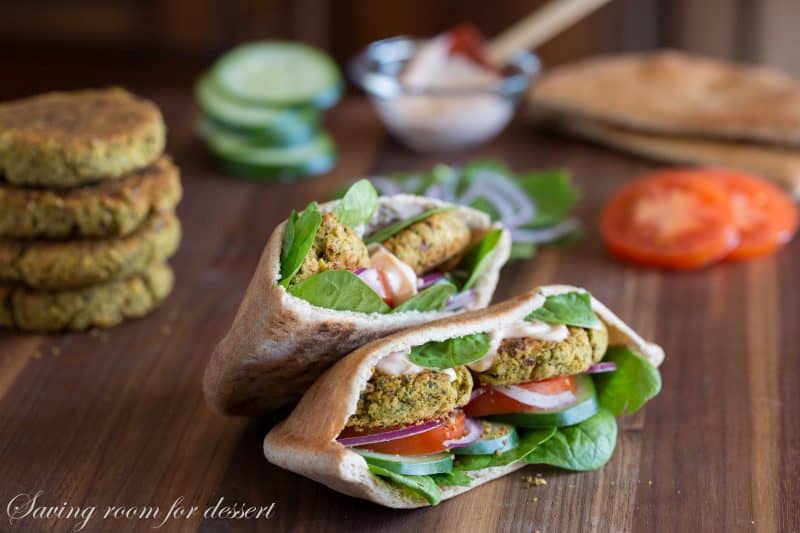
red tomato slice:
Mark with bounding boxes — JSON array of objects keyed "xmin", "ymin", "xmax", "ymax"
[
  {"xmin": 601, "ymin": 170, "xmax": 739, "ymax": 269},
  {"xmin": 341, "ymin": 410, "xmax": 466, "ymax": 456},
  {"xmin": 703, "ymin": 170, "xmax": 799, "ymax": 260},
  {"xmin": 464, "ymin": 376, "xmax": 576, "ymax": 418}
]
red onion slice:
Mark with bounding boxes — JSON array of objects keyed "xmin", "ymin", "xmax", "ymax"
[
  {"xmin": 445, "ymin": 289, "xmax": 475, "ymax": 311},
  {"xmin": 586, "ymin": 362, "xmax": 617, "ymax": 374},
  {"xmin": 493, "ymin": 384, "xmax": 576, "ymax": 410},
  {"xmin": 511, "ymin": 218, "xmax": 581, "ymax": 244},
  {"xmin": 444, "ymin": 418, "xmax": 483, "ymax": 449},
  {"xmin": 354, "ymin": 268, "xmax": 388, "ymax": 300},
  {"xmin": 337, "ymin": 419, "xmax": 441, "ymax": 447},
  {"xmin": 417, "ymin": 272, "xmax": 445, "ymax": 290}
]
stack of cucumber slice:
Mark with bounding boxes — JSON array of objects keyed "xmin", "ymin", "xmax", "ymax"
[{"xmin": 195, "ymin": 41, "xmax": 342, "ymax": 181}]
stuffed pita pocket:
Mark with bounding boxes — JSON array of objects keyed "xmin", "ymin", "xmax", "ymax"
[
  {"xmin": 263, "ymin": 285, "xmax": 664, "ymax": 508},
  {"xmin": 205, "ymin": 180, "xmax": 510, "ymax": 415}
]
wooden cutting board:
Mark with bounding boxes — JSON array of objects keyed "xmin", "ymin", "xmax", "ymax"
[{"xmin": 0, "ymin": 96, "xmax": 797, "ymax": 533}]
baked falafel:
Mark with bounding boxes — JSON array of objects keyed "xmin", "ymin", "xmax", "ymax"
[
  {"xmin": 294, "ymin": 212, "xmax": 369, "ymax": 283},
  {"xmin": 0, "ymin": 211, "xmax": 180, "ymax": 289},
  {"xmin": 477, "ymin": 323, "xmax": 609, "ymax": 386},
  {"xmin": 382, "ymin": 211, "xmax": 471, "ymax": 275},
  {"xmin": 0, "ymin": 155, "xmax": 181, "ymax": 239},
  {"xmin": 346, "ymin": 367, "xmax": 472, "ymax": 431},
  {"xmin": 0, "ymin": 88, "xmax": 166, "ymax": 187},
  {"xmin": 0, "ymin": 262, "xmax": 174, "ymax": 332}
]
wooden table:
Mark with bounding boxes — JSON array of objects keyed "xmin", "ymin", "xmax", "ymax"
[{"xmin": 0, "ymin": 95, "xmax": 797, "ymax": 533}]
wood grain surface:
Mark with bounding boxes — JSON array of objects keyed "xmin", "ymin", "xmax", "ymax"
[{"xmin": 0, "ymin": 96, "xmax": 797, "ymax": 533}]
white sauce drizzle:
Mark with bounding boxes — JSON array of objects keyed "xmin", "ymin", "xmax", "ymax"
[
  {"xmin": 375, "ymin": 350, "xmax": 457, "ymax": 381},
  {"xmin": 467, "ymin": 321, "xmax": 570, "ymax": 372}
]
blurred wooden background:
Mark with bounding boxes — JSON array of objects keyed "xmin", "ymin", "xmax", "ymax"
[{"xmin": 0, "ymin": 0, "xmax": 797, "ymax": 96}]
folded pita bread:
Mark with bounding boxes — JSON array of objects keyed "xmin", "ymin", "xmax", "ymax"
[
  {"xmin": 205, "ymin": 194, "xmax": 510, "ymax": 416},
  {"xmin": 529, "ymin": 50, "xmax": 800, "ymax": 146},
  {"xmin": 263, "ymin": 285, "xmax": 664, "ymax": 508},
  {"xmin": 533, "ymin": 114, "xmax": 800, "ymax": 198}
]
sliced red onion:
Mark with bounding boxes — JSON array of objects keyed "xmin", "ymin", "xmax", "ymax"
[
  {"xmin": 445, "ymin": 289, "xmax": 476, "ymax": 311},
  {"xmin": 337, "ymin": 419, "xmax": 441, "ymax": 447},
  {"xmin": 493, "ymin": 384, "xmax": 576, "ymax": 410},
  {"xmin": 355, "ymin": 268, "xmax": 388, "ymax": 300},
  {"xmin": 459, "ymin": 171, "xmax": 537, "ymax": 228},
  {"xmin": 470, "ymin": 387, "xmax": 488, "ymax": 402},
  {"xmin": 444, "ymin": 418, "xmax": 483, "ymax": 449},
  {"xmin": 417, "ymin": 272, "xmax": 445, "ymax": 290},
  {"xmin": 586, "ymin": 362, "xmax": 618, "ymax": 374},
  {"xmin": 511, "ymin": 218, "xmax": 580, "ymax": 244}
]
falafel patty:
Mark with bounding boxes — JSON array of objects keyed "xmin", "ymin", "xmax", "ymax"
[
  {"xmin": 382, "ymin": 211, "xmax": 471, "ymax": 275},
  {"xmin": 0, "ymin": 211, "xmax": 180, "ymax": 290},
  {"xmin": 0, "ymin": 156, "xmax": 181, "ymax": 239},
  {"xmin": 477, "ymin": 323, "xmax": 609, "ymax": 386},
  {"xmin": 346, "ymin": 366, "xmax": 472, "ymax": 431},
  {"xmin": 0, "ymin": 262, "xmax": 174, "ymax": 332},
  {"xmin": 0, "ymin": 88, "xmax": 166, "ymax": 187},
  {"xmin": 294, "ymin": 212, "xmax": 369, "ymax": 283}
]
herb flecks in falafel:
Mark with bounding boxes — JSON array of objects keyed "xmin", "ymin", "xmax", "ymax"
[
  {"xmin": 382, "ymin": 211, "xmax": 471, "ymax": 275},
  {"xmin": 293, "ymin": 212, "xmax": 370, "ymax": 284},
  {"xmin": 346, "ymin": 367, "xmax": 472, "ymax": 431},
  {"xmin": 478, "ymin": 323, "xmax": 609, "ymax": 386}
]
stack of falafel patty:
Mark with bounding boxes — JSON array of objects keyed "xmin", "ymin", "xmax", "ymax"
[{"xmin": 0, "ymin": 88, "xmax": 181, "ymax": 332}]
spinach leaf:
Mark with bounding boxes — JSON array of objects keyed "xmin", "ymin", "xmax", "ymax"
[
  {"xmin": 431, "ymin": 470, "xmax": 472, "ymax": 487},
  {"xmin": 367, "ymin": 464, "xmax": 441, "ymax": 505},
  {"xmin": 408, "ymin": 333, "xmax": 491, "ymax": 369},
  {"xmin": 594, "ymin": 346, "xmax": 662, "ymax": 417},
  {"xmin": 287, "ymin": 270, "xmax": 390, "ymax": 313},
  {"xmin": 518, "ymin": 169, "xmax": 579, "ymax": 228},
  {"xmin": 334, "ymin": 179, "xmax": 378, "ymax": 227},
  {"xmin": 364, "ymin": 207, "xmax": 451, "ymax": 245},
  {"xmin": 391, "ymin": 282, "xmax": 457, "ymax": 313},
  {"xmin": 526, "ymin": 292, "xmax": 599, "ymax": 328},
  {"xmin": 454, "ymin": 427, "xmax": 557, "ymax": 471},
  {"xmin": 279, "ymin": 202, "xmax": 322, "ymax": 287},
  {"xmin": 524, "ymin": 409, "xmax": 617, "ymax": 471},
  {"xmin": 454, "ymin": 228, "xmax": 503, "ymax": 290},
  {"xmin": 509, "ymin": 242, "xmax": 537, "ymax": 261}
]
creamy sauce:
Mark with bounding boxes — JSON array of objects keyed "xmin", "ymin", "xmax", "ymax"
[
  {"xmin": 375, "ymin": 350, "xmax": 457, "ymax": 381},
  {"xmin": 368, "ymin": 244, "xmax": 418, "ymax": 305},
  {"xmin": 467, "ymin": 321, "xmax": 570, "ymax": 372}
]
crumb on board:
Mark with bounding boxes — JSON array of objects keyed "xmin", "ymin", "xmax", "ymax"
[{"xmin": 521, "ymin": 473, "xmax": 547, "ymax": 488}]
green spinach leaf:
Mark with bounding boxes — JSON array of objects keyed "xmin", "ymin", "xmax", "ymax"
[
  {"xmin": 526, "ymin": 292, "xmax": 599, "ymax": 328},
  {"xmin": 367, "ymin": 465, "xmax": 441, "ymax": 505},
  {"xmin": 594, "ymin": 346, "xmax": 662, "ymax": 416},
  {"xmin": 364, "ymin": 207, "xmax": 451, "ymax": 245},
  {"xmin": 454, "ymin": 427, "xmax": 557, "ymax": 471},
  {"xmin": 408, "ymin": 333, "xmax": 491, "ymax": 369},
  {"xmin": 279, "ymin": 202, "xmax": 322, "ymax": 287},
  {"xmin": 287, "ymin": 270, "xmax": 390, "ymax": 313},
  {"xmin": 524, "ymin": 408, "xmax": 617, "ymax": 471},
  {"xmin": 454, "ymin": 228, "xmax": 503, "ymax": 290},
  {"xmin": 518, "ymin": 169, "xmax": 579, "ymax": 228},
  {"xmin": 391, "ymin": 281, "xmax": 457, "ymax": 313},
  {"xmin": 431, "ymin": 470, "xmax": 472, "ymax": 488},
  {"xmin": 334, "ymin": 179, "xmax": 378, "ymax": 227}
]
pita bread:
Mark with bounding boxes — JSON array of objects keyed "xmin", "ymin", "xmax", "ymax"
[
  {"xmin": 205, "ymin": 194, "xmax": 510, "ymax": 416},
  {"xmin": 263, "ymin": 285, "xmax": 664, "ymax": 508},
  {"xmin": 534, "ymin": 114, "xmax": 800, "ymax": 198},
  {"xmin": 529, "ymin": 50, "xmax": 800, "ymax": 146}
]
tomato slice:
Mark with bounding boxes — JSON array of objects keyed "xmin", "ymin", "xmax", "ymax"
[
  {"xmin": 703, "ymin": 170, "xmax": 799, "ymax": 260},
  {"xmin": 601, "ymin": 170, "xmax": 739, "ymax": 269},
  {"xmin": 464, "ymin": 376, "xmax": 576, "ymax": 418},
  {"xmin": 341, "ymin": 411, "xmax": 466, "ymax": 456}
]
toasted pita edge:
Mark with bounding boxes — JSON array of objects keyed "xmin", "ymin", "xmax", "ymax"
[{"xmin": 262, "ymin": 285, "xmax": 664, "ymax": 508}]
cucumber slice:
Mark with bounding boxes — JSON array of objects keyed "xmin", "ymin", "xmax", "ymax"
[
  {"xmin": 355, "ymin": 449, "xmax": 454, "ymax": 476},
  {"xmin": 452, "ymin": 422, "xmax": 519, "ymax": 456},
  {"xmin": 485, "ymin": 374, "xmax": 599, "ymax": 429},
  {"xmin": 195, "ymin": 74, "xmax": 318, "ymax": 145},
  {"xmin": 212, "ymin": 41, "xmax": 342, "ymax": 108},
  {"xmin": 199, "ymin": 119, "xmax": 336, "ymax": 182}
]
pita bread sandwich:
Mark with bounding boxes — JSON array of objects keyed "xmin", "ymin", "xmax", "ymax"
[
  {"xmin": 263, "ymin": 285, "xmax": 664, "ymax": 508},
  {"xmin": 205, "ymin": 180, "xmax": 511, "ymax": 415}
]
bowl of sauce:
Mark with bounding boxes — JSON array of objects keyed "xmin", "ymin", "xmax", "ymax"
[{"xmin": 350, "ymin": 25, "xmax": 540, "ymax": 152}]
